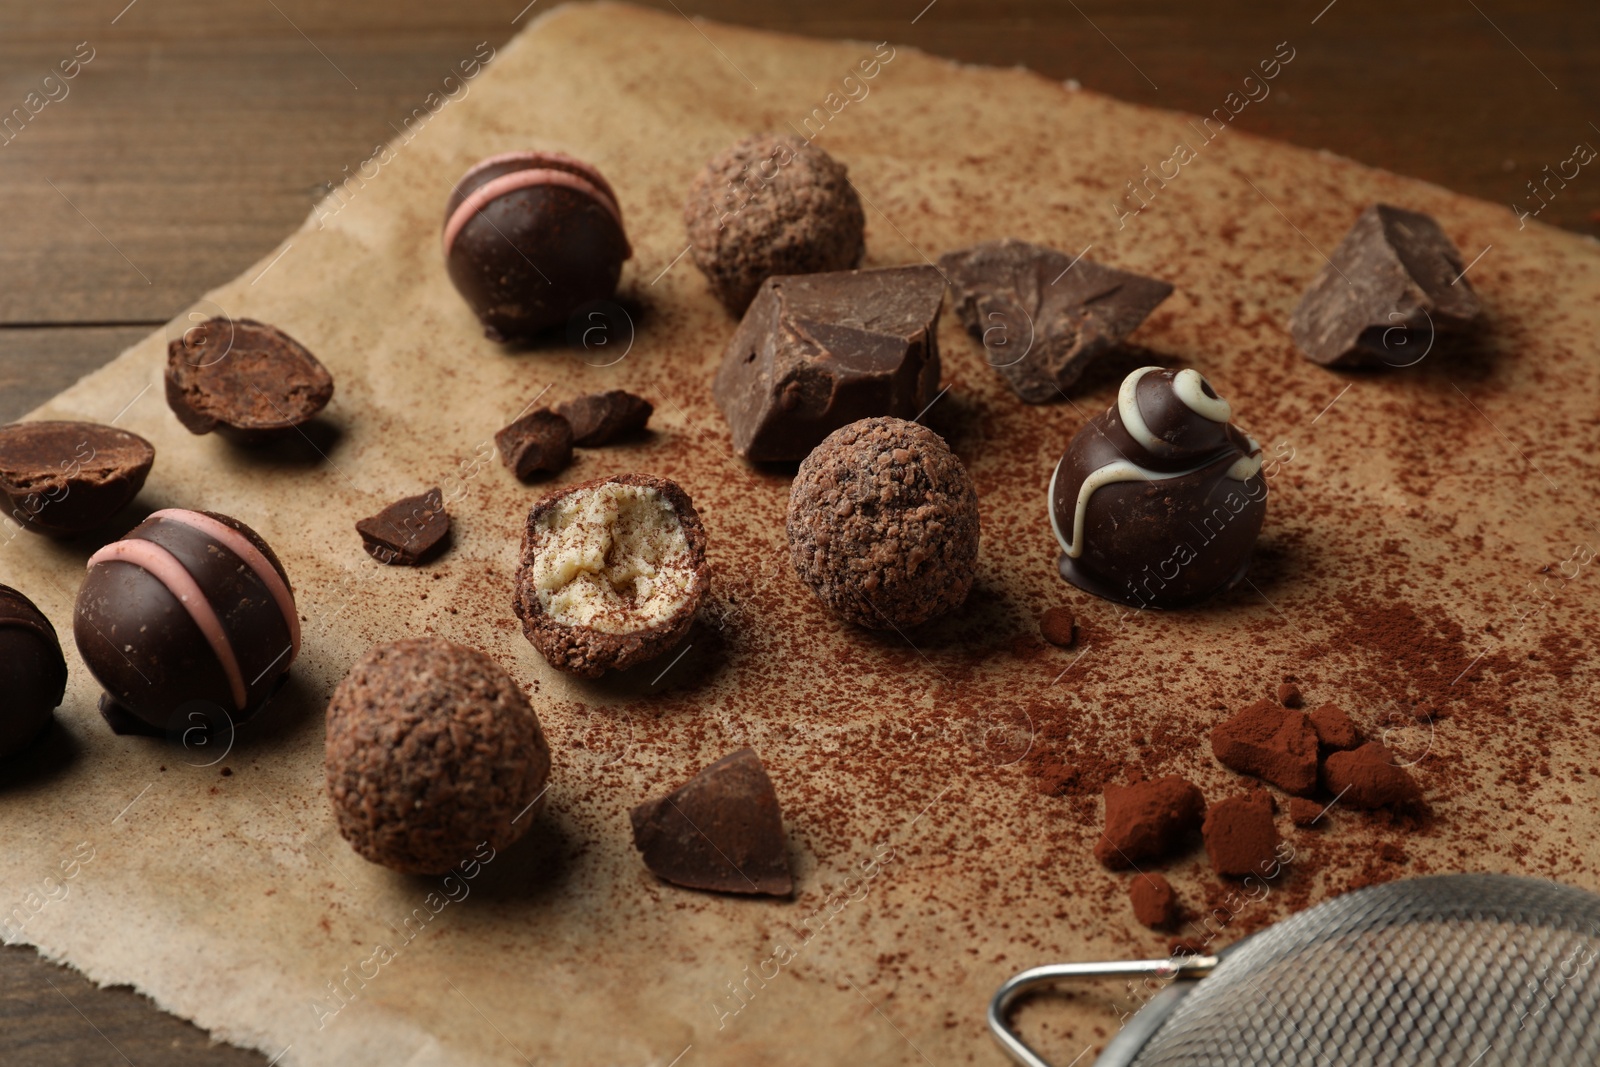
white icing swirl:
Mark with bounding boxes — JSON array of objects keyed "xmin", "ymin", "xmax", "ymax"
[
  {"xmin": 1116, "ymin": 366, "xmax": 1165, "ymax": 452},
  {"xmin": 1173, "ymin": 368, "xmax": 1232, "ymax": 423}
]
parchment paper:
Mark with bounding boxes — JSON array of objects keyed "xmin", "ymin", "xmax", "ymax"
[{"xmin": 3, "ymin": 4, "xmax": 1599, "ymax": 1065}]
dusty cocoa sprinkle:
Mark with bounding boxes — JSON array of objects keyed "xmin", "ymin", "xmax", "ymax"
[{"xmin": 1039, "ymin": 607, "xmax": 1075, "ymax": 648}]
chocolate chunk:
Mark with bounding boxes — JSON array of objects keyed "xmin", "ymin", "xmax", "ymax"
[
  {"xmin": 1323, "ymin": 742, "xmax": 1424, "ymax": 810},
  {"xmin": 1129, "ymin": 872, "xmax": 1179, "ymax": 929},
  {"xmin": 939, "ymin": 239, "xmax": 1173, "ymax": 403},
  {"xmin": 1039, "ymin": 607, "xmax": 1075, "ymax": 648},
  {"xmin": 0, "ymin": 584, "xmax": 67, "ymax": 761},
  {"xmin": 556, "ymin": 390, "xmax": 653, "ymax": 447},
  {"xmin": 1308, "ymin": 701, "xmax": 1362, "ymax": 751},
  {"xmin": 1288, "ymin": 796, "xmax": 1324, "ymax": 828},
  {"xmin": 496, "ymin": 408, "xmax": 573, "ymax": 480},
  {"xmin": 1095, "ymin": 775, "xmax": 1205, "ymax": 868},
  {"xmin": 356, "ymin": 488, "xmax": 451, "ymax": 566},
  {"xmin": 1210, "ymin": 698, "xmax": 1319, "ymax": 796},
  {"xmin": 166, "ymin": 318, "xmax": 334, "ymax": 443},
  {"xmin": 1203, "ymin": 791, "xmax": 1279, "ymax": 878},
  {"xmin": 1290, "ymin": 203, "xmax": 1480, "ymax": 367},
  {"xmin": 0, "ymin": 421, "xmax": 154, "ymax": 537},
  {"xmin": 1276, "ymin": 682, "xmax": 1303, "ymax": 709},
  {"xmin": 713, "ymin": 266, "xmax": 944, "ymax": 461},
  {"xmin": 629, "ymin": 748, "xmax": 792, "ymax": 896}
]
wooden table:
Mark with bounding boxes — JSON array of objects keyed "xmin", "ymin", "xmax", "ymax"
[{"xmin": 1, "ymin": 1, "xmax": 1595, "ymax": 1061}]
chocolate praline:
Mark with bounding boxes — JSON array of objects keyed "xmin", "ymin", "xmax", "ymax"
[
  {"xmin": 444, "ymin": 151, "xmax": 632, "ymax": 342},
  {"xmin": 0, "ymin": 420, "xmax": 155, "ymax": 537},
  {"xmin": 74, "ymin": 508, "xmax": 300, "ymax": 734},
  {"xmin": 166, "ymin": 318, "xmax": 334, "ymax": 444},
  {"xmin": 0, "ymin": 584, "xmax": 68, "ymax": 760},
  {"xmin": 1049, "ymin": 367, "xmax": 1265, "ymax": 609}
]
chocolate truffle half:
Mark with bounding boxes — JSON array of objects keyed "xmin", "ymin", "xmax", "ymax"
[
  {"xmin": 74, "ymin": 508, "xmax": 299, "ymax": 734},
  {"xmin": 0, "ymin": 585, "xmax": 68, "ymax": 761},
  {"xmin": 166, "ymin": 318, "xmax": 333, "ymax": 443},
  {"xmin": 1049, "ymin": 367, "xmax": 1265, "ymax": 609},
  {"xmin": 326, "ymin": 637, "xmax": 552, "ymax": 875},
  {"xmin": 684, "ymin": 132, "xmax": 865, "ymax": 315},
  {"xmin": 788, "ymin": 417, "xmax": 980, "ymax": 630},
  {"xmin": 0, "ymin": 421, "xmax": 154, "ymax": 537},
  {"xmin": 444, "ymin": 150, "xmax": 632, "ymax": 342},
  {"xmin": 513, "ymin": 474, "xmax": 708, "ymax": 678}
]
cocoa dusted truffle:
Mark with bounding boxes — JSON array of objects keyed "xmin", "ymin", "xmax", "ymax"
[
  {"xmin": 513, "ymin": 474, "xmax": 708, "ymax": 678},
  {"xmin": 166, "ymin": 318, "xmax": 333, "ymax": 443},
  {"xmin": 0, "ymin": 421, "xmax": 154, "ymax": 537},
  {"xmin": 444, "ymin": 151, "xmax": 632, "ymax": 342},
  {"xmin": 1049, "ymin": 366, "xmax": 1265, "ymax": 609},
  {"xmin": 787, "ymin": 417, "xmax": 979, "ymax": 630},
  {"xmin": 1095, "ymin": 775, "xmax": 1205, "ymax": 868},
  {"xmin": 0, "ymin": 585, "xmax": 67, "ymax": 761},
  {"xmin": 684, "ymin": 132, "xmax": 865, "ymax": 315},
  {"xmin": 74, "ymin": 509, "xmax": 299, "ymax": 735},
  {"xmin": 325, "ymin": 637, "xmax": 552, "ymax": 875}
]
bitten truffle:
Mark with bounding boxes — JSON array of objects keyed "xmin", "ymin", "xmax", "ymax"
[
  {"xmin": 513, "ymin": 474, "xmax": 709, "ymax": 678},
  {"xmin": 166, "ymin": 318, "xmax": 333, "ymax": 443},
  {"xmin": 1095, "ymin": 775, "xmax": 1205, "ymax": 868},
  {"xmin": 684, "ymin": 132, "xmax": 865, "ymax": 315},
  {"xmin": 0, "ymin": 585, "xmax": 67, "ymax": 761},
  {"xmin": 325, "ymin": 637, "xmax": 552, "ymax": 875},
  {"xmin": 0, "ymin": 421, "xmax": 154, "ymax": 537},
  {"xmin": 787, "ymin": 417, "xmax": 980, "ymax": 630},
  {"xmin": 444, "ymin": 151, "xmax": 632, "ymax": 342}
]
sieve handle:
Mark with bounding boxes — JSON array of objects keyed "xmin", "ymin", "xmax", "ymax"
[{"xmin": 988, "ymin": 956, "xmax": 1220, "ymax": 1067}]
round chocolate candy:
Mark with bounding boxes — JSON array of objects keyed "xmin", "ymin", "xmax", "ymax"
[
  {"xmin": 443, "ymin": 151, "xmax": 632, "ymax": 343},
  {"xmin": 74, "ymin": 508, "xmax": 300, "ymax": 734},
  {"xmin": 0, "ymin": 584, "xmax": 67, "ymax": 761},
  {"xmin": 1048, "ymin": 366, "xmax": 1266, "ymax": 609}
]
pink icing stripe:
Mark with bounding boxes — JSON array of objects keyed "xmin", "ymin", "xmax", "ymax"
[
  {"xmin": 86, "ymin": 539, "xmax": 248, "ymax": 711},
  {"xmin": 442, "ymin": 168, "xmax": 628, "ymax": 260},
  {"xmin": 148, "ymin": 509, "xmax": 301, "ymax": 661},
  {"xmin": 456, "ymin": 150, "xmax": 620, "ymax": 208}
]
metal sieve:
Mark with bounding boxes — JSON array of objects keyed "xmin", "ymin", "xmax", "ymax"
[{"xmin": 990, "ymin": 873, "xmax": 1600, "ymax": 1066}]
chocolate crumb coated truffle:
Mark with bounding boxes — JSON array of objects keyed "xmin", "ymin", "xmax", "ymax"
[
  {"xmin": 787, "ymin": 417, "xmax": 979, "ymax": 631},
  {"xmin": 1050, "ymin": 366, "xmax": 1266, "ymax": 609},
  {"xmin": 630, "ymin": 747, "xmax": 792, "ymax": 896},
  {"xmin": 0, "ymin": 585, "xmax": 67, "ymax": 761},
  {"xmin": 513, "ymin": 474, "xmax": 708, "ymax": 678},
  {"xmin": 443, "ymin": 151, "xmax": 632, "ymax": 342},
  {"xmin": 496, "ymin": 408, "xmax": 574, "ymax": 480},
  {"xmin": 74, "ymin": 509, "xmax": 299, "ymax": 734},
  {"xmin": 1129, "ymin": 873, "xmax": 1179, "ymax": 929},
  {"xmin": 1203, "ymin": 791, "xmax": 1279, "ymax": 878},
  {"xmin": 684, "ymin": 132, "xmax": 865, "ymax": 315},
  {"xmin": 556, "ymin": 390, "xmax": 652, "ymax": 447},
  {"xmin": 166, "ymin": 318, "xmax": 333, "ymax": 443},
  {"xmin": 357, "ymin": 488, "xmax": 450, "ymax": 566},
  {"xmin": 0, "ymin": 421, "xmax": 154, "ymax": 537},
  {"xmin": 1095, "ymin": 775, "xmax": 1204, "ymax": 868},
  {"xmin": 325, "ymin": 637, "xmax": 551, "ymax": 875}
]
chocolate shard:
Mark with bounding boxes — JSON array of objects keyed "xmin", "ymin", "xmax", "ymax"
[
  {"xmin": 629, "ymin": 747, "xmax": 792, "ymax": 896},
  {"xmin": 356, "ymin": 487, "xmax": 451, "ymax": 566},
  {"xmin": 556, "ymin": 390, "xmax": 653, "ymax": 447},
  {"xmin": 1290, "ymin": 203, "xmax": 1480, "ymax": 367},
  {"xmin": 713, "ymin": 266, "xmax": 944, "ymax": 462},
  {"xmin": 938, "ymin": 239, "xmax": 1173, "ymax": 403},
  {"xmin": 495, "ymin": 408, "xmax": 573, "ymax": 480}
]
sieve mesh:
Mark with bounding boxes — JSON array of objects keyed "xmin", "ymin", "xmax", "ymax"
[{"xmin": 1121, "ymin": 874, "xmax": 1600, "ymax": 1066}]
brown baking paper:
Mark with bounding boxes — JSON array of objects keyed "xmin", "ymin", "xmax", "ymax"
[{"xmin": 3, "ymin": 4, "xmax": 1599, "ymax": 1065}]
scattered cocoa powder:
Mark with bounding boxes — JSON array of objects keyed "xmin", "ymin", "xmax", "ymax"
[
  {"xmin": 1094, "ymin": 776, "xmax": 1205, "ymax": 868},
  {"xmin": 1210, "ymin": 698, "xmax": 1319, "ymax": 796},
  {"xmin": 1308, "ymin": 702, "xmax": 1362, "ymax": 751},
  {"xmin": 1324, "ymin": 742, "xmax": 1424, "ymax": 811},
  {"xmin": 1202, "ymin": 791, "xmax": 1279, "ymax": 877},
  {"xmin": 1129, "ymin": 873, "xmax": 1178, "ymax": 929}
]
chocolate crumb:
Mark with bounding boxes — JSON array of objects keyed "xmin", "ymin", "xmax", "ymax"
[
  {"xmin": 1308, "ymin": 702, "xmax": 1363, "ymax": 751},
  {"xmin": 557, "ymin": 390, "xmax": 653, "ymax": 447},
  {"xmin": 1039, "ymin": 607, "xmax": 1075, "ymax": 648},
  {"xmin": 1095, "ymin": 775, "xmax": 1205, "ymax": 868},
  {"xmin": 1324, "ymin": 742, "xmax": 1424, "ymax": 811},
  {"xmin": 356, "ymin": 487, "xmax": 451, "ymax": 566},
  {"xmin": 1288, "ymin": 797, "xmax": 1324, "ymax": 828},
  {"xmin": 1276, "ymin": 683, "xmax": 1303, "ymax": 709}
]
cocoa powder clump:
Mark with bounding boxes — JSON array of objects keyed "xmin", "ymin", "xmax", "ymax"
[
  {"xmin": 1095, "ymin": 775, "xmax": 1205, "ymax": 868},
  {"xmin": 1210, "ymin": 698, "xmax": 1319, "ymax": 796}
]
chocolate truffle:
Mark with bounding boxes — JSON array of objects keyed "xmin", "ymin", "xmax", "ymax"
[
  {"xmin": 1039, "ymin": 606, "xmax": 1075, "ymax": 648},
  {"xmin": 325, "ymin": 637, "xmax": 552, "ymax": 875},
  {"xmin": 684, "ymin": 132, "xmax": 865, "ymax": 315},
  {"xmin": 496, "ymin": 408, "xmax": 574, "ymax": 480},
  {"xmin": 0, "ymin": 585, "xmax": 67, "ymax": 761},
  {"xmin": 166, "ymin": 318, "xmax": 334, "ymax": 443},
  {"xmin": 356, "ymin": 487, "xmax": 450, "ymax": 566},
  {"xmin": 0, "ymin": 421, "xmax": 154, "ymax": 537},
  {"xmin": 1095, "ymin": 775, "xmax": 1205, "ymax": 868},
  {"xmin": 1290, "ymin": 203, "xmax": 1480, "ymax": 367},
  {"xmin": 513, "ymin": 474, "xmax": 708, "ymax": 678},
  {"xmin": 1202, "ymin": 791, "xmax": 1279, "ymax": 878},
  {"xmin": 1308, "ymin": 701, "xmax": 1363, "ymax": 751},
  {"xmin": 556, "ymin": 390, "xmax": 653, "ymax": 447},
  {"xmin": 1049, "ymin": 366, "xmax": 1266, "ymax": 609},
  {"xmin": 1323, "ymin": 742, "xmax": 1423, "ymax": 811},
  {"xmin": 1129, "ymin": 872, "xmax": 1179, "ymax": 929},
  {"xmin": 630, "ymin": 747, "xmax": 792, "ymax": 896},
  {"xmin": 715, "ymin": 266, "xmax": 945, "ymax": 462},
  {"xmin": 443, "ymin": 151, "xmax": 632, "ymax": 342},
  {"xmin": 938, "ymin": 238, "xmax": 1174, "ymax": 403},
  {"xmin": 74, "ymin": 509, "xmax": 299, "ymax": 734},
  {"xmin": 1210, "ymin": 697, "xmax": 1319, "ymax": 797},
  {"xmin": 787, "ymin": 417, "xmax": 979, "ymax": 631}
]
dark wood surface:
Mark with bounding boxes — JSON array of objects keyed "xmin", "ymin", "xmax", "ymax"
[{"xmin": 1, "ymin": 1, "xmax": 1595, "ymax": 1061}]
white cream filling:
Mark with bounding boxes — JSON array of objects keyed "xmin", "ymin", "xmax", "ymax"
[{"xmin": 528, "ymin": 483, "xmax": 695, "ymax": 633}]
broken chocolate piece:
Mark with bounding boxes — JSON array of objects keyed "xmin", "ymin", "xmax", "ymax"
[
  {"xmin": 629, "ymin": 747, "xmax": 792, "ymax": 896},
  {"xmin": 713, "ymin": 266, "xmax": 944, "ymax": 462},
  {"xmin": 166, "ymin": 318, "xmax": 333, "ymax": 443},
  {"xmin": 1210, "ymin": 697, "xmax": 1319, "ymax": 796},
  {"xmin": 0, "ymin": 421, "xmax": 154, "ymax": 537},
  {"xmin": 1129, "ymin": 873, "xmax": 1179, "ymax": 929},
  {"xmin": 557, "ymin": 390, "xmax": 653, "ymax": 447},
  {"xmin": 1308, "ymin": 702, "xmax": 1362, "ymax": 751},
  {"xmin": 1203, "ymin": 791, "xmax": 1279, "ymax": 878},
  {"xmin": 1289, "ymin": 203, "xmax": 1480, "ymax": 367},
  {"xmin": 1095, "ymin": 775, "xmax": 1205, "ymax": 868},
  {"xmin": 1039, "ymin": 606, "xmax": 1075, "ymax": 648},
  {"xmin": 496, "ymin": 409, "xmax": 573, "ymax": 480},
  {"xmin": 938, "ymin": 239, "xmax": 1173, "ymax": 403},
  {"xmin": 356, "ymin": 488, "xmax": 451, "ymax": 566}
]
